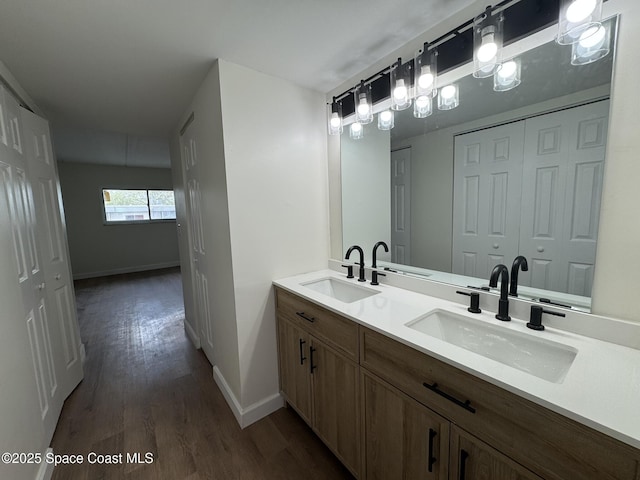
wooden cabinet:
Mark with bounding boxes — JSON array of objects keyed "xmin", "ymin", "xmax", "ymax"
[
  {"xmin": 362, "ymin": 371, "xmax": 449, "ymax": 480},
  {"xmin": 450, "ymin": 426, "xmax": 543, "ymax": 480},
  {"xmin": 275, "ymin": 288, "xmax": 360, "ymax": 477}
]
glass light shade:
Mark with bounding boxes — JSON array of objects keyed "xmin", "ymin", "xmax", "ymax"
[
  {"xmin": 378, "ymin": 110, "xmax": 394, "ymax": 130},
  {"xmin": 414, "ymin": 46, "xmax": 437, "ymax": 99},
  {"xmin": 438, "ymin": 84, "xmax": 459, "ymax": 111},
  {"xmin": 327, "ymin": 101, "xmax": 343, "ymax": 135},
  {"xmin": 571, "ymin": 23, "xmax": 610, "ymax": 65},
  {"xmin": 349, "ymin": 122, "xmax": 364, "ymax": 140},
  {"xmin": 390, "ymin": 59, "xmax": 412, "ymax": 111},
  {"xmin": 494, "ymin": 58, "xmax": 521, "ymax": 92},
  {"xmin": 354, "ymin": 82, "xmax": 373, "ymax": 124},
  {"xmin": 473, "ymin": 10, "xmax": 503, "ymax": 78},
  {"xmin": 413, "ymin": 95, "xmax": 432, "ymax": 118},
  {"xmin": 557, "ymin": 0, "xmax": 603, "ymax": 45}
]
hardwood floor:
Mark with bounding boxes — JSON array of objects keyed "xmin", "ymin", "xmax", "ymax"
[{"xmin": 51, "ymin": 268, "xmax": 353, "ymax": 479}]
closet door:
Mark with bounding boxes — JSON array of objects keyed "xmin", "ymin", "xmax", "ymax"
[
  {"xmin": 21, "ymin": 108, "xmax": 83, "ymax": 413},
  {"xmin": 520, "ymin": 100, "xmax": 608, "ymax": 295},
  {"xmin": 453, "ymin": 122, "xmax": 525, "ymax": 279}
]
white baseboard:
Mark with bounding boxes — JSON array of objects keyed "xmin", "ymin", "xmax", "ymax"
[
  {"xmin": 36, "ymin": 447, "xmax": 54, "ymax": 480},
  {"xmin": 72, "ymin": 261, "xmax": 180, "ymax": 280},
  {"xmin": 212, "ymin": 366, "xmax": 284, "ymax": 429},
  {"xmin": 183, "ymin": 320, "xmax": 201, "ymax": 349}
]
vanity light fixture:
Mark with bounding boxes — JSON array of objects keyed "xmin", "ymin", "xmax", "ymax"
[
  {"xmin": 557, "ymin": 0, "xmax": 603, "ymax": 45},
  {"xmin": 493, "ymin": 58, "xmax": 521, "ymax": 92},
  {"xmin": 414, "ymin": 43, "xmax": 437, "ymax": 118},
  {"xmin": 350, "ymin": 122, "xmax": 364, "ymax": 140},
  {"xmin": 354, "ymin": 81, "xmax": 374, "ymax": 124},
  {"xmin": 571, "ymin": 22, "xmax": 610, "ymax": 65},
  {"xmin": 438, "ymin": 84, "xmax": 459, "ymax": 111},
  {"xmin": 327, "ymin": 97, "xmax": 343, "ymax": 135},
  {"xmin": 473, "ymin": 7, "xmax": 503, "ymax": 78},
  {"xmin": 390, "ymin": 58, "xmax": 412, "ymax": 111},
  {"xmin": 378, "ymin": 110, "xmax": 394, "ymax": 130}
]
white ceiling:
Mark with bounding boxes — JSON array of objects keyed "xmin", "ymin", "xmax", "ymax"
[{"xmin": 0, "ymin": 0, "xmax": 477, "ymax": 139}]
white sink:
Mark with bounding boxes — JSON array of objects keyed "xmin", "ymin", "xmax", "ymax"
[
  {"xmin": 301, "ymin": 277, "xmax": 379, "ymax": 303},
  {"xmin": 406, "ymin": 309, "xmax": 577, "ymax": 383}
]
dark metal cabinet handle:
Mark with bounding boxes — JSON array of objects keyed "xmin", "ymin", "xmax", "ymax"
[
  {"xmin": 459, "ymin": 449, "xmax": 469, "ymax": 480},
  {"xmin": 296, "ymin": 311, "xmax": 315, "ymax": 323},
  {"xmin": 423, "ymin": 382, "xmax": 476, "ymax": 414},
  {"xmin": 298, "ymin": 339, "xmax": 306, "ymax": 365},
  {"xmin": 428, "ymin": 428, "xmax": 437, "ymax": 473},
  {"xmin": 309, "ymin": 346, "xmax": 316, "ymax": 373}
]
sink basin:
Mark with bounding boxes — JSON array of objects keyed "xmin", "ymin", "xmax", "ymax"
[
  {"xmin": 301, "ymin": 277, "xmax": 379, "ymax": 303},
  {"xmin": 406, "ymin": 309, "xmax": 577, "ymax": 383}
]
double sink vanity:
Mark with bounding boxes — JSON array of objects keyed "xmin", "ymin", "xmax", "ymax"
[{"xmin": 273, "ymin": 267, "xmax": 640, "ymax": 480}]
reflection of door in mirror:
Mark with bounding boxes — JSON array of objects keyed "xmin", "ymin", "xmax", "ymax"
[
  {"xmin": 391, "ymin": 147, "xmax": 411, "ymax": 264},
  {"xmin": 452, "ymin": 100, "xmax": 608, "ymax": 296}
]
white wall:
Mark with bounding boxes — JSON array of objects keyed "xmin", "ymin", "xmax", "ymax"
[
  {"xmin": 217, "ymin": 59, "xmax": 330, "ymax": 410},
  {"xmin": 57, "ymin": 162, "xmax": 179, "ymax": 279},
  {"xmin": 341, "ymin": 124, "xmax": 391, "ymax": 264}
]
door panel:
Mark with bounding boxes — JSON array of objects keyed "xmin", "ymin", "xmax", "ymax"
[{"xmin": 391, "ymin": 148, "xmax": 411, "ymax": 264}]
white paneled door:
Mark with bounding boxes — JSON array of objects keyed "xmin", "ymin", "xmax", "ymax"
[
  {"xmin": 453, "ymin": 122, "xmax": 525, "ymax": 279},
  {"xmin": 180, "ymin": 121, "xmax": 214, "ymax": 364},
  {"xmin": 391, "ymin": 147, "xmax": 411, "ymax": 265}
]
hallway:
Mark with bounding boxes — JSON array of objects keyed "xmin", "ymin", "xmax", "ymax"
[{"xmin": 50, "ymin": 268, "xmax": 352, "ymax": 479}]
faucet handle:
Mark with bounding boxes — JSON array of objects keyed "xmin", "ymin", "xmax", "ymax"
[
  {"xmin": 527, "ymin": 305, "xmax": 566, "ymax": 331},
  {"xmin": 341, "ymin": 264, "xmax": 354, "ymax": 279},
  {"xmin": 371, "ymin": 270, "xmax": 386, "ymax": 286},
  {"xmin": 456, "ymin": 290, "xmax": 481, "ymax": 314}
]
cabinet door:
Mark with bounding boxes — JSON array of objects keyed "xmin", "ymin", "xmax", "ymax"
[
  {"xmin": 311, "ymin": 339, "xmax": 360, "ymax": 476},
  {"xmin": 450, "ymin": 426, "xmax": 543, "ymax": 480},
  {"xmin": 363, "ymin": 372, "xmax": 449, "ymax": 480},
  {"xmin": 277, "ymin": 317, "xmax": 312, "ymax": 424}
]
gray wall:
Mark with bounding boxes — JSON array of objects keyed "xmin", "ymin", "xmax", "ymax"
[{"xmin": 57, "ymin": 162, "xmax": 179, "ymax": 279}]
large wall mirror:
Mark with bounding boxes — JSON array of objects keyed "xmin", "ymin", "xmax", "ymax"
[{"xmin": 341, "ymin": 16, "xmax": 618, "ymax": 312}]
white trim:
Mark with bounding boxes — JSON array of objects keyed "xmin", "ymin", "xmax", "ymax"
[
  {"xmin": 183, "ymin": 319, "xmax": 201, "ymax": 349},
  {"xmin": 212, "ymin": 366, "xmax": 284, "ymax": 429},
  {"xmin": 35, "ymin": 448, "xmax": 54, "ymax": 480},
  {"xmin": 72, "ymin": 261, "xmax": 180, "ymax": 280},
  {"xmin": 0, "ymin": 60, "xmax": 43, "ymax": 116},
  {"xmin": 79, "ymin": 343, "xmax": 86, "ymax": 365}
]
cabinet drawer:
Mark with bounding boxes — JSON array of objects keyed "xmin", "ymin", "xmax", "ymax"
[
  {"xmin": 275, "ymin": 287, "xmax": 358, "ymax": 360},
  {"xmin": 360, "ymin": 326, "xmax": 640, "ymax": 480}
]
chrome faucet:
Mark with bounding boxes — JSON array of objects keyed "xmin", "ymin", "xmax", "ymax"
[
  {"xmin": 489, "ymin": 264, "xmax": 511, "ymax": 321},
  {"xmin": 372, "ymin": 241, "xmax": 389, "ymax": 268},
  {"xmin": 509, "ymin": 256, "xmax": 529, "ymax": 297},
  {"xmin": 345, "ymin": 245, "xmax": 366, "ymax": 282}
]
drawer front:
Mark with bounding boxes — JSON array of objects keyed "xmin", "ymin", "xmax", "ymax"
[
  {"xmin": 275, "ymin": 287, "xmax": 358, "ymax": 360},
  {"xmin": 360, "ymin": 326, "xmax": 640, "ymax": 480}
]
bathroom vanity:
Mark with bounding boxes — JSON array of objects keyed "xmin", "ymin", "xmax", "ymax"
[{"xmin": 274, "ymin": 270, "xmax": 640, "ymax": 480}]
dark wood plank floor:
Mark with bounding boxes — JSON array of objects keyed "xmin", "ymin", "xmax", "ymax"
[{"xmin": 51, "ymin": 268, "xmax": 353, "ymax": 480}]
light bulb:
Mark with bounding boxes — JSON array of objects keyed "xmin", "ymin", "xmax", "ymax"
[
  {"xmin": 418, "ymin": 71, "xmax": 434, "ymax": 90},
  {"xmin": 393, "ymin": 80, "xmax": 408, "ymax": 101},
  {"xmin": 329, "ymin": 113, "xmax": 341, "ymax": 128},
  {"xmin": 566, "ymin": 0, "xmax": 597, "ymax": 23},
  {"xmin": 441, "ymin": 85, "xmax": 456, "ymax": 100},
  {"xmin": 497, "ymin": 60, "xmax": 517, "ymax": 80},
  {"xmin": 352, "ymin": 123, "xmax": 362, "ymax": 132},
  {"xmin": 578, "ymin": 24, "xmax": 605, "ymax": 48},
  {"xmin": 477, "ymin": 33, "xmax": 498, "ymax": 62},
  {"xmin": 357, "ymin": 98, "xmax": 370, "ymax": 116},
  {"xmin": 415, "ymin": 96, "xmax": 430, "ymax": 108},
  {"xmin": 380, "ymin": 111, "xmax": 392, "ymax": 122}
]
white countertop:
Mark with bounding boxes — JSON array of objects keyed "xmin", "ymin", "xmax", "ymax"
[{"xmin": 274, "ymin": 269, "xmax": 640, "ymax": 450}]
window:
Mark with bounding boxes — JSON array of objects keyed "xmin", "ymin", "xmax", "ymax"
[{"xmin": 102, "ymin": 189, "xmax": 176, "ymax": 223}]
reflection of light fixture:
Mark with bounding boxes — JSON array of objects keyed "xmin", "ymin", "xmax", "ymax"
[
  {"xmin": 438, "ymin": 84, "xmax": 459, "ymax": 110},
  {"xmin": 414, "ymin": 94, "xmax": 432, "ymax": 118},
  {"xmin": 494, "ymin": 58, "xmax": 521, "ymax": 92},
  {"xmin": 327, "ymin": 97, "xmax": 343, "ymax": 135},
  {"xmin": 473, "ymin": 7, "xmax": 503, "ymax": 78},
  {"xmin": 414, "ymin": 43, "xmax": 437, "ymax": 101},
  {"xmin": 557, "ymin": 0, "xmax": 602, "ymax": 45},
  {"xmin": 571, "ymin": 22, "xmax": 610, "ymax": 65},
  {"xmin": 378, "ymin": 110, "xmax": 394, "ymax": 130},
  {"xmin": 390, "ymin": 58, "xmax": 411, "ymax": 111},
  {"xmin": 354, "ymin": 81, "xmax": 373, "ymax": 124},
  {"xmin": 350, "ymin": 122, "xmax": 364, "ymax": 140}
]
